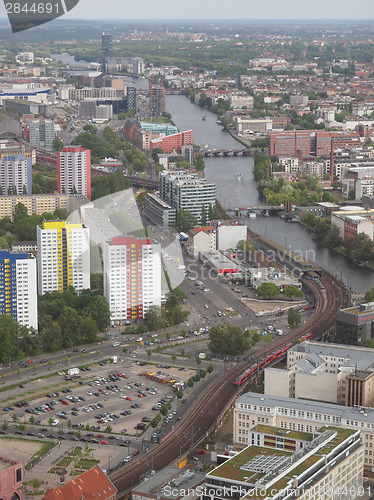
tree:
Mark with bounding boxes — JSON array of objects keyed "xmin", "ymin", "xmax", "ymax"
[
  {"xmin": 2, "ymin": 420, "xmax": 8, "ymax": 431},
  {"xmin": 84, "ymin": 296, "xmax": 110, "ymax": 332},
  {"xmin": 209, "ymin": 323, "xmax": 249, "ymax": 355},
  {"xmin": 288, "ymin": 308, "xmax": 301, "ymax": 328},
  {"xmin": 48, "ymin": 417, "xmax": 53, "ymax": 428},
  {"xmin": 152, "ymin": 147, "xmax": 164, "ymax": 162},
  {"xmin": 177, "ymin": 390, "xmax": 184, "ymax": 399},
  {"xmin": 160, "ymin": 405, "xmax": 168, "ymax": 417},
  {"xmin": 194, "ymin": 152, "xmax": 205, "ymax": 171},
  {"xmin": 207, "ymin": 364, "xmax": 213, "ymax": 373},
  {"xmin": 12, "ymin": 413, "xmax": 18, "ymax": 424},
  {"xmin": 201, "ymin": 205, "xmax": 208, "ymax": 226},
  {"xmin": 187, "ymin": 378, "xmax": 194, "ymax": 388},
  {"xmin": 196, "ymin": 357, "xmax": 202, "ymax": 365},
  {"xmin": 176, "ymin": 209, "xmax": 197, "ymax": 231},
  {"xmin": 364, "ymin": 288, "xmax": 374, "ymax": 303},
  {"xmin": 75, "ymin": 429, "xmax": 81, "ymax": 439},
  {"xmin": 283, "ymin": 286, "xmax": 304, "ymax": 300},
  {"xmin": 147, "ymin": 349, "xmax": 152, "ymax": 358},
  {"xmin": 60, "ymin": 307, "xmax": 82, "ymax": 348},
  {"xmin": 105, "ymin": 425, "xmax": 112, "ymax": 433},
  {"xmin": 52, "ymin": 137, "xmax": 64, "ymax": 152},
  {"xmin": 29, "ymin": 415, "xmax": 35, "ymax": 425},
  {"xmin": 166, "ymin": 332, "xmax": 171, "ymax": 340},
  {"xmin": 32, "ymin": 478, "xmax": 42, "ymax": 491},
  {"xmin": 143, "ymin": 306, "xmax": 165, "ymax": 331},
  {"xmin": 67, "ymin": 419, "xmax": 72, "ymax": 428},
  {"xmin": 123, "ymin": 346, "xmax": 128, "ymax": 355},
  {"xmin": 255, "ymin": 283, "xmax": 281, "ymax": 300},
  {"xmin": 348, "ymin": 189, "xmax": 356, "ymax": 200},
  {"xmin": 150, "ymin": 416, "xmax": 161, "ymax": 428}
]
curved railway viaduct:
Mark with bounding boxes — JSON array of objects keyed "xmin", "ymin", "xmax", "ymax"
[{"xmin": 109, "ymin": 269, "xmax": 350, "ymax": 498}]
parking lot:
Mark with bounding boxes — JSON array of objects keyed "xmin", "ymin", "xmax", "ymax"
[{"xmin": 1, "ymin": 361, "xmax": 196, "ymax": 442}]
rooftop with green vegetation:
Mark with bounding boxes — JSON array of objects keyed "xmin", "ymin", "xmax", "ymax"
[{"xmin": 207, "ymin": 427, "xmax": 358, "ymax": 499}]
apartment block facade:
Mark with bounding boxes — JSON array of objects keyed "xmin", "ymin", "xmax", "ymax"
[
  {"xmin": 58, "ymin": 147, "xmax": 91, "ymax": 200},
  {"xmin": 0, "ymin": 154, "xmax": 32, "ymax": 195},
  {"xmin": 0, "ymin": 250, "xmax": 37, "ymax": 329},
  {"xmin": 150, "ymin": 130, "xmax": 193, "ymax": 154},
  {"xmin": 103, "ymin": 236, "xmax": 161, "ymax": 323},
  {"xmin": 160, "ymin": 171, "xmax": 216, "ymax": 223},
  {"xmin": 37, "ymin": 221, "xmax": 90, "ymax": 295}
]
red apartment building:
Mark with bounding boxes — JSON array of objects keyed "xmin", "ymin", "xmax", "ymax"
[
  {"xmin": 57, "ymin": 146, "xmax": 91, "ymax": 200},
  {"xmin": 269, "ymin": 130, "xmax": 361, "ymax": 158},
  {"xmin": 0, "ymin": 458, "xmax": 23, "ymax": 500},
  {"xmin": 150, "ymin": 130, "xmax": 193, "ymax": 154}
]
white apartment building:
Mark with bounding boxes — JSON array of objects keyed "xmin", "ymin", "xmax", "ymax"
[
  {"xmin": 0, "ymin": 251, "xmax": 38, "ymax": 330},
  {"xmin": 37, "ymin": 221, "xmax": 90, "ymax": 295},
  {"xmin": 229, "ymin": 93, "xmax": 254, "ymax": 110},
  {"xmin": 234, "ymin": 392, "xmax": 374, "ymax": 468},
  {"xmin": 0, "ymin": 155, "xmax": 32, "ymax": 195},
  {"xmin": 160, "ymin": 171, "xmax": 216, "ymax": 223},
  {"xmin": 278, "ymin": 156, "xmax": 299, "ymax": 172},
  {"xmin": 235, "ymin": 117, "xmax": 273, "ymax": 134},
  {"xmin": 216, "ymin": 221, "xmax": 247, "ymax": 250},
  {"xmin": 103, "ymin": 236, "xmax": 161, "ymax": 324},
  {"xmin": 58, "ymin": 147, "xmax": 91, "ymax": 200}
]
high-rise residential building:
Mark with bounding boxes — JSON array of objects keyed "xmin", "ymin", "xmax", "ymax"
[
  {"xmin": 37, "ymin": 221, "xmax": 90, "ymax": 295},
  {"xmin": 0, "ymin": 250, "xmax": 37, "ymax": 329},
  {"xmin": 103, "ymin": 236, "xmax": 161, "ymax": 323},
  {"xmin": 101, "ymin": 33, "xmax": 113, "ymax": 71},
  {"xmin": 28, "ymin": 119, "xmax": 56, "ymax": 150},
  {"xmin": 57, "ymin": 146, "xmax": 91, "ymax": 200},
  {"xmin": 0, "ymin": 154, "xmax": 32, "ymax": 195},
  {"xmin": 160, "ymin": 171, "xmax": 216, "ymax": 223},
  {"xmin": 125, "ymin": 86, "xmax": 136, "ymax": 112},
  {"xmin": 149, "ymin": 81, "xmax": 166, "ymax": 116}
]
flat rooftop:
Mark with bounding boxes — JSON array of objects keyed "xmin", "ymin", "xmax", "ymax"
[{"xmin": 132, "ymin": 467, "xmax": 205, "ymax": 498}]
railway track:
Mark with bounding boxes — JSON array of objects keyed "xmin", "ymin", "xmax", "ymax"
[{"xmin": 109, "ymin": 270, "xmax": 350, "ymax": 498}]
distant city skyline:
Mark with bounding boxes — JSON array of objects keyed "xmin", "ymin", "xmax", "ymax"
[{"xmin": 62, "ymin": 0, "xmax": 374, "ymax": 21}]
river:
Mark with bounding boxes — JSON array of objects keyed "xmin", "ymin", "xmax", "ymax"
[{"xmin": 165, "ymin": 94, "xmax": 374, "ymax": 293}]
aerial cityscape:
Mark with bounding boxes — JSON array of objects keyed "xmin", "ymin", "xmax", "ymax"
[{"xmin": 0, "ymin": 5, "xmax": 374, "ymax": 500}]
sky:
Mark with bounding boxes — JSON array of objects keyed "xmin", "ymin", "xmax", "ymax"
[{"xmin": 64, "ymin": 0, "xmax": 374, "ymax": 21}]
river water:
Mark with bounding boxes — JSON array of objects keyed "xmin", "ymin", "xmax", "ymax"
[{"xmin": 165, "ymin": 94, "xmax": 374, "ymax": 293}]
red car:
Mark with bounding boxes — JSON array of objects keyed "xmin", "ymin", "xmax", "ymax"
[
  {"xmin": 61, "ymin": 400, "xmax": 69, "ymax": 405},
  {"xmin": 125, "ymin": 396, "xmax": 132, "ymax": 401},
  {"xmin": 96, "ymin": 434, "xmax": 104, "ymax": 438},
  {"xmin": 26, "ymin": 360, "xmax": 32, "ymax": 364},
  {"xmin": 101, "ymin": 440, "xmax": 109, "ymax": 445},
  {"xmin": 137, "ymin": 394, "xmax": 144, "ymax": 398},
  {"xmin": 198, "ymin": 450, "xmax": 206, "ymax": 455},
  {"xmin": 132, "ymin": 450, "xmax": 139, "ymax": 456}
]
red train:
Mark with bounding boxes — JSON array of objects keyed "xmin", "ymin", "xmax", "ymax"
[{"xmin": 234, "ymin": 333, "xmax": 312, "ymax": 386}]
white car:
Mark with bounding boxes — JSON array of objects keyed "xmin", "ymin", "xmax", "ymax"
[
  {"xmin": 112, "ymin": 342, "xmax": 121, "ymax": 347},
  {"xmin": 52, "ymin": 419, "xmax": 59, "ymax": 426},
  {"xmin": 136, "ymin": 337, "xmax": 143, "ymax": 342}
]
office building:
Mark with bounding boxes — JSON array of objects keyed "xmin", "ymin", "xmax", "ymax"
[
  {"xmin": 144, "ymin": 193, "xmax": 176, "ymax": 228},
  {"xmin": 101, "ymin": 33, "xmax": 113, "ymax": 71},
  {"xmin": 58, "ymin": 146, "xmax": 91, "ymax": 200},
  {"xmin": 0, "ymin": 458, "xmax": 23, "ymax": 500},
  {"xmin": 0, "ymin": 250, "xmax": 37, "ymax": 329},
  {"xmin": 150, "ymin": 130, "xmax": 193, "ymax": 154},
  {"xmin": 37, "ymin": 221, "xmax": 90, "ymax": 295},
  {"xmin": 149, "ymin": 82, "xmax": 166, "ymax": 116},
  {"xmin": 265, "ymin": 340, "xmax": 374, "ymax": 407},
  {"xmin": 233, "ymin": 391, "xmax": 374, "ymax": 469},
  {"xmin": 336, "ymin": 302, "xmax": 374, "ymax": 345},
  {"xmin": 78, "ymin": 99, "xmax": 113, "ymax": 121},
  {"xmin": 207, "ymin": 425, "xmax": 362, "ymax": 500},
  {"xmin": 236, "ymin": 117, "xmax": 272, "ymax": 134},
  {"xmin": 160, "ymin": 171, "xmax": 216, "ymax": 223},
  {"xmin": 28, "ymin": 119, "xmax": 56, "ymax": 150},
  {"xmin": 215, "ymin": 221, "xmax": 247, "ymax": 251},
  {"xmin": 103, "ymin": 236, "xmax": 161, "ymax": 323},
  {"xmin": 0, "ymin": 154, "xmax": 32, "ymax": 195},
  {"xmin": 269, "ymin": 131, "xmax": 361, "ymax": 159},
  {"xmin": 104, "ymin": 57, "xmax": 145, "ymax": 76}
]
